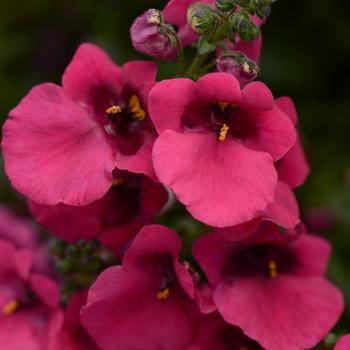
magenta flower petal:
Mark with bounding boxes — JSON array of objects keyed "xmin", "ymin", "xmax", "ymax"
[
  {"xmin": 275, "ymin": 96, "xmax": 298, "ymax": 125},
  {"xmin": 241, "ymin": 81, "xmax": 274, "ymax": 110},
  {"xmin": 335, "ymin": 335, "xmax": 350, "ymax": 350},
  {"xmin": 3, "ymin": 83, "xmax": 115, "ymax": 206},
  {"xmin": 217, "ymin": 181, "xmax": 300, "ymax": 241},
  {"xmin": 196, "ymin": 73, "xmax": 242, "ymax": 105},
  {"xmin": 216, "ymin": 219, "xmax": 261, "ymax": 242},
  {"xmin": 277, "ymin": 137, "xmax": 310, "ymax": 188},
  {"xmin": 62, "ymin": 43, "xmax": 122, "ymax": 107},
  {"xmin": 214, "ymin": 276, "xmax": 343, "ymax": 350},
  {"xmin": 122, "ymin": 224, "xmax": 182, "ymax": 268},
  {"xmin": 189, "ymin": 313, "xmax": 263, "ymax": 350},
  {"xmin": 29, "ymin": 274, "xmax": 60, "ymax": 308},
  {"xmin": 115, "ymin": 135, "xmax": 157, "ymax": 179},
  {"xmin": 149, "ymin": 78, "xmax": 197, "ymax": 134},
  {"xmin": 275, "ymin": 96, "xmax": 310, "ymax": 188},
  {"xmin": 0, "ymin": 207, "xmax": 37, "ymax": 248},
  {"xmin": 153, "ymin": 131, "xmax": 277, "ymax": 227},
  {"xmin": 50, "ymin": 291, "xmax": 97, "ymax": 350},
  {"xmin": 263, "ymin": 181, "xmax": 300, "ymax": 228},
  {"xmin": 237, "ymin": 105, "xmax": 296, "ymax": 161},
  {"xmin": 98, "ymin": 218, "xmax": 151, "ymax": 257},
  {"xmin": 193, "ymin": 233, "xmax": 231, "ymax": 287},
  {"xmin": 289, "ymin": 234, "xmax": 331, "ymax": 277},
  {"xmin": 0, "ymin": 312, "xmax": 49, "ymax": 350},
  {"xmin": 13, "ymin": 249, "xmax": 33, "ymax": 280},
  {"xmin": 29, "ymin": 200, "xmax": 104, "ymax": 243}
]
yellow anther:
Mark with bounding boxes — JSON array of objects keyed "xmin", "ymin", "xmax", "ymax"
[
  {"xmin": 128, "ymin": 95, "xmax": 146, "ymax": 121},
  {"xmin": 2, "ymin": 300, "xmax": 19, "ymax": 315},
  {"xmin": 147, "ymin": 10, "xmax": 161, "ymax": 25},
  {"xmin": 218, "ymin": 102, "xmax": 229, "ymax": 112},
  {"xmin": 157, "ymin": 288, "xmax": 170, "ymax": 300},
  {"xmin": 106, "ymin": 105, "xmax": 122, "ymax": 116},
  {"xmin": 268, "ymin": 260, "xmax": 277, "ymax": 279},
  {"xmin": 112, "ymin": 178, "xmax": 124, "ymax": 186},
  {"xmin": 240, "ymin": 346, "xmax": 249, "ymax": 350},
  {"xmin": 219, "ymin": 123, "xmax": 229, "ymax": 141},
  {"xmin": 242, "ymin": 62, "xmax": 251, "ymax": 73}
]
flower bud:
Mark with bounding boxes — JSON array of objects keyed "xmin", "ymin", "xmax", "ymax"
[
  {"xmin": 216, "ymin": 0, "xmax": 236, "ymax": 12},
  {"xmin": 233, "ymin": 0, "xmax": 252, "ymax": 7},
  {"xmin": 217, "ymin": 51, "xmax": 259, "ymax": 87},
  {"xmin": 131, "ymin": 9, "xmax": 178, "ymax": 61},
  {"xmin": 239, "ymin": 22, "xmax": 260, "ymax": 41},
  {"xmin": 255, "ymin": 4, "xmax": 271, "ymax": 19},
  {"xmin": 229, "ymin": 11, "xmax": 250, "ymax": 33},
  {"xmin": 187, "ymin": 4, "xmax": 221, "ymax": 37}
]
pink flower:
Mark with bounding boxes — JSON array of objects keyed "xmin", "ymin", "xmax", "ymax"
[
  {"xmin": 188, "ymin": 313, "xmax": 263, "ymax": 350},
  {"xmin": 193, "ymin": 223, "xmax": 344, "ymax": 350},
  {"xmin": 0, "ymin": 208, "xmax": 61, "ymax": 350},
  {"xmin": 275, "ymin": 96, "xmax": 310, "ymax": 188},
  {"xmin": 216, "ymin": 180, "xmax": 300, "ymax": 241},
  {"xmin": 149, "ymin": 73, "xmax": 296, "ymax": 227},
  {"xmin": 2, "ymin": 43, "xmax": 158, "ymax": 207},
  {"xmin": 50, "ymin": 291, "xmax": 98, "ymax": 350},
  {"xmin": 131, "ymin": 9, "xmax": 178, "ymax": 61},
  {"xmin": 335, "ymin": 334, "xmax": 350, "ymax": 350},
  {"xmin": 81, "ymin": 225, "xmax": 202, "ymax": 350},
  {"xmin": 163, "ymin": 0, "xmax": 263, "ymax": 63},
  {"xmin": 30, "ymin": 171, "xmax": 168, "ymax": 257}
]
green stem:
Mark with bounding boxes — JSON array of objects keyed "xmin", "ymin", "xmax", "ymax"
[
  {"xmin": 174, "ymin": 35, "xmax": 185, "ymax": 77},
  {"xmin": 186, "ymin": 53, "xmax": 211, "ymax": 79}
]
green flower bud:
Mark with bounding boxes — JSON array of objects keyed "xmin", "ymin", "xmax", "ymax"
[
  {"xmin": 187, "ymin": 4, "xmax": 221, "ymax": 36},
  {"xmin": 239, "ymin": 22, "xmax": 260, "ymax": 41},
  {"xmin": 255, "ymin": 4, "xmax": 271, "ymax": 19},
  {"xmin": 216, "ymin": 0, "xmax": 236, "ymax": 12},
  {"xmin": 233, "ymin": 0, "xmax": 252, "ymax": 7},
  {"xmin": 229, "ymin": 11, "xmax": 250, "ymax": 33}
]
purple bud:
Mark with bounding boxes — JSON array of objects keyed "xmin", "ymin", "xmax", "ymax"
[
  {"xmin": 131, "ymin": 9, "xmax": 178, "ymax": 61},
  {"xmin": 217, "ymin": 51, "xmax": 259, "ymax": 87}
]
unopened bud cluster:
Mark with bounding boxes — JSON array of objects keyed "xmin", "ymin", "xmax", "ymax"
[{"xmin": 51, "ymin": 239, "xmax": 117, "ymax": 300}]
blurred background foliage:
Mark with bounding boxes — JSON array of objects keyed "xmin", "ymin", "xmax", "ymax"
[{"xmin": 0, "ymin": 0, "xmax": 349, "ymax": 334}]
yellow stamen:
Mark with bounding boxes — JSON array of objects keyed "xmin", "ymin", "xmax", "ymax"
[
  {"xmin": 112, "ymin": 178, "xmax": 124, "ymax": 186},
  {"xmin": 240, "ymin": 346, "xmax": 249, "ymax": 350},
  {"xmin": 268, "ymin": 260, "xmax": 277, "ymax": 279},
  {"xmin": 218, "ymin": 102, "xmax": 229, "ymax": 112},
  {"xmin": 157, "ymin": 288, "xmax": 170, "ymax": 300},
  {"xmin": 219, "ymin": 123, "xmax": 229, "ymax": 141},
  {"xmin": 128, "ymin": 95, "xmax": 146, "ymax": 121},
  {"xmin": 106, "ymin": 105, "xmax": 122, "ymax": 116},
  {"xmin": 2, "ymin": 300, "xmax": 19, "ymax": 315}
]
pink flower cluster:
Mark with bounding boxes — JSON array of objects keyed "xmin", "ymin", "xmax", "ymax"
[{"xmin": 0, "ymin": 1, "xmax": 346, "ymax": 349}]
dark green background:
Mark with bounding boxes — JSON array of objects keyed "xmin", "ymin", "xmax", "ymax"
[{"xmin": 0, "ymin": 0, "xmax": 349, "ymax": 336}]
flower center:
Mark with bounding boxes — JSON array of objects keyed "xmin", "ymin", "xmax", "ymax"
[
  {"xmin": 211, "ymin": 102, "xmax": 236, "ymax": 141},
  {"xmin": 224, "ymin": 244, "xmax": 295, "ymax": 281},
  {"xmin": 105, "ymin": 95, "xmax": 145, "ymax": 123},
  {"xmin": 2, "ymin": 300, "xmax": 19, "ymax": 315}
]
